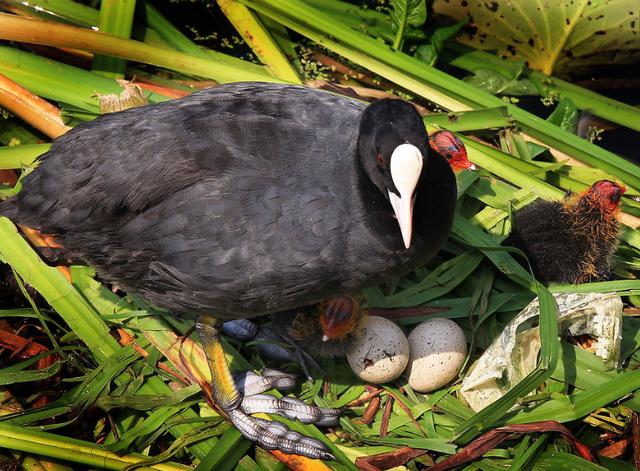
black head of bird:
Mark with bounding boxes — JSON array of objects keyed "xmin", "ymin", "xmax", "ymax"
[
  {"xmin": 0, "ymin": 82, "xmax": 457, "ymax": 460},
  {"xmin": 357, "ymin": 99, "xmax": 433, "ymax": 248}
]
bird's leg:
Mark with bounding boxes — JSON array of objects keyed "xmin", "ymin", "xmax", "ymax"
[
  {"xmin": 223, "ymin": 320, "xmax": 324, "ymax": 381},
  {"xmin": 195, "ymin": 314, "xmax": 337, "ymax": 460},
  {"xmin": 271, "ymin": 329, "xmax": 326, "ymax": 381}
]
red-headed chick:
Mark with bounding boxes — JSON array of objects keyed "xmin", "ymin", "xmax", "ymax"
[
  {"xmin": 508, "ymin": 180, "xmax": 625, "ymax": 284},
  {"xmin": 280, "ymin": 296, "xmax": 366, "ymax": 358},
  {"xmin": 429, "ymin": 130, "xmax": 476, "ymax": 172}
]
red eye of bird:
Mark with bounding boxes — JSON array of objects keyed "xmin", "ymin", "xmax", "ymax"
[{"xmin": 376, "ymin": 153, "xmax": 386, "ymax": 169}]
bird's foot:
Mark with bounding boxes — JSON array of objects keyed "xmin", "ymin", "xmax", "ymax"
[
  {"xmin": 199, "ymin": 316, "xmax": 338, "ymax": 460},
  {"xmin": 235, "ymin": 369, "xmax": 340, "ymax": 426},
  {"xmin": 229, "ymin": 369, "xmax": 339, "ymax": 460},
  {"xmin": 223, "ymin": 320, "xmax": 325, "ymax": 381},
  {"xmin": 222, "ymin": 319, "xmax": 258, "ymax": 342},
  {"xmin": 227, "ymin": 409, "xmax": 336, "ymax": 460},
  {"xmin": 260, "ymin": 327, "xmax": 326, "ymax": 381}
]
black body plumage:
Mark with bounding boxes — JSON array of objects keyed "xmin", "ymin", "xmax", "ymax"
[
  {"xmin": 508, "ymin": 200, "xmax": 579, "ymax": 283},
  {"xmin": 508, "ymin": 193, "xmax": 620, "ymax": 284},
  {"xmin": 0, "ymin": 83, "xmax": 456, "ymax": 318}
]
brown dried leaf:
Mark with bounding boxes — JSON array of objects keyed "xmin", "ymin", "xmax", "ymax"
[
  {"xmin": 355, "ymin": 447, "xmax": 427, "ymax": 471},
  {"xmin": 429, "ymin": 421, "xmax": 595, "ymax": 471}
]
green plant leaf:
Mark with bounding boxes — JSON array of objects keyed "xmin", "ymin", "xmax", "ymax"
[
  {"xmin": 434, "ymin": 0, "xmax": 640, "ymax": 76},
  {"xmin": 463, "ymin": 69, "xmax": 538, "ymax": 96},
  {"xmin": 0, "ymin": 355, "xmax": 60, "ymax": 385},
  {"xmin": 390, "ymin": 0, "xmax": 427, "ymax": 49},
  {"xmin": 0, "ymin": 422, "xmax": 192, "ymax": 471},
  {"xmin": 415, "ymin": 20, "xmax": 467, "ymax": 66},
  {"xmin": 94, "ymin": 385, "xmax": 200, "ymax": 412},
  {"xmin": 0, "ymin": 144, "xmax": 50, "ymax": 169},
  {"xmin": 391, "ymin": 0, "xmax": 427, "ymax": 30},
  {"xmin": 534, "ymin": 451, "xmax": 609, "ymax": 470},
  {"xmin": 547, "ymin": 97, "xmax": 579, "ymax": 133},
  {"xmin": 442, "ymin": 42, "xmax": 640, "ymax": 132},
  {"xmin": 92, "ymin": 0, "xmax": 136, "ymax": 78},
  {"xmin": 424, "ymin": 107, "xmax": 513, "ymax": 131}
]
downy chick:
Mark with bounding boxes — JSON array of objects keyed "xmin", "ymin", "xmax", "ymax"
[{"xmin": 508, "ymin": 180, "xmax": 625, "ymax": 284}]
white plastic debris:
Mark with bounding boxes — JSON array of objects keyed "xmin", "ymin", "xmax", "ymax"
[{"xmin": 460, "ymin": 292, "xmax": 623, "ymax": 412}]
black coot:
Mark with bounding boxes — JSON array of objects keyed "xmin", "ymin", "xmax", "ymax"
[{"xmin": 1, "ymin": 82, "xmax": 456, "ymax": 460}]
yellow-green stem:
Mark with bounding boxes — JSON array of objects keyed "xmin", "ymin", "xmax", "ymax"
[
  {"xmin": 0, "ymin": 422, "xmax": 191, "ymax": 471},
  {"xmin": 92, "ymin": 0, "xmax": 137, "ymax": 77},
  {"xmin": 0, "ymin": 14, "xmax": 275, "ymax": 84},
  {"xmin": 217, "ymin": 0, "xmax": 301, "ymax": 82}
]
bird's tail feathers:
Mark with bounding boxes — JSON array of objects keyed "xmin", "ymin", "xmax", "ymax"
[{"xmin": 0, "ymin": 198, "xmax": 19, "ymax": 220}]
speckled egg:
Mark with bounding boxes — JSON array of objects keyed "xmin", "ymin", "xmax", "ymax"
[
  {"xmin": 346, "ymin": 316, "xmax": 409, "ymax": 384},
  {"xmin": 405, "ymin": 318, "xmax": 467, "ymax": 392}
]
